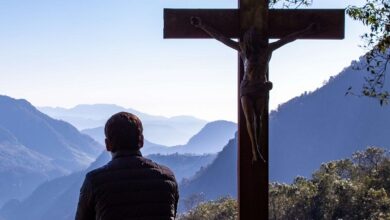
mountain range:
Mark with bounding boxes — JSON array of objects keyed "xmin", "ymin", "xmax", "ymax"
[
  {"xmin": 80, "ymin": 126, "xmax": 170, "ymax": 154},
  {"xmin": 0, "ymin": 95, "xmax": 236, "ymax": 210},
  {"xmin": 178, "ymin": 135, "xmax": 238, "ymax": 212},
  {"xmin": 0, "ymin": 150, "xmax": 219, "ymax": 220},
  {"xmin": 0, "ymin": 96, "xmax": 102, "ymax": 206},
  {"xmin": 0, "ymin": 104, "xmax": 235, "ymax": 220},
  {"xmin": 138, "ymin": 55, "xmax": 390, "ymax": 212},
  {"xmin": 176, "ymin": 56, "xmax": 390, "ymax": 210},
  {"xmin": 0, "ymin": 153, "xmax": 109, "ymax": 220},
  {"xmin": 83, "ymin": 120, "xmax": 237, "ymax": 155},
  {"xmin": 269, "ymin": 57, "xmax": 390, "ymax": 182},
  {"xmin": 166, "ymin": 120, "xmax": 237, "ymax": 154},
  {"xmin": 2, "ymin": 54, "xmax": 390, "ymax": 219},
  {"xmin": 39, "ymin": 104, "xmax": 207, "ymax": 146}
]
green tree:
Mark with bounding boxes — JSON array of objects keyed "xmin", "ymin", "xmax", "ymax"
[
  {"xmin": 346, "ymin": 0, "xmax": 390, "ymax": 104},
  {"xmin": 182, "ymin": 193, "xmax": 206, "ymax": 211},
  {"xmin": 269, "ymin": 147, "xmax": 390, "ymax": 219},
  {"xmin": 178, "ymin": 197, "xmax": 238, "ymax": 220},
  {"xmin": 270, "ymin": 177, "xmax": 317, "ymax": 220},
  {"xmin": 181, "ymin": 147, "xmax": 390, "ymax": 219}
]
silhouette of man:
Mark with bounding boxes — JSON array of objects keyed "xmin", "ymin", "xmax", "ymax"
[{"xmin": 76, "ymin": 112, "xmax": 179, "ymax": 220}]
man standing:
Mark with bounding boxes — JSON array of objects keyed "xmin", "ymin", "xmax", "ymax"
[{"xmin": 76, "ymin": 112, "xmax": 179, "ymax": 220}]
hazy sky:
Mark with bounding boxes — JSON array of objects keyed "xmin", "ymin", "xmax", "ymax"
[{"xmin": 0, "ymin": 0, "xmax": 368, "ymax": 121}]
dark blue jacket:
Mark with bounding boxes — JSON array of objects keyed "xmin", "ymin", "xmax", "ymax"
[{"xmin": 75, "ymin": 150, "xmax": 179, "ymax": 220}]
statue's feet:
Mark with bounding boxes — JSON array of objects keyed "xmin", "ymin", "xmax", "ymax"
[
  {"xmin": 252, "ymin": 149, "xmax": 266, "ymax": 164},
  {"xmin": 252, "ymin": 155, "xmax": 258, "ymax": 163},
  {"xmin": 258, "ymin": 153, "xmax": 266, "ymax": 163}
]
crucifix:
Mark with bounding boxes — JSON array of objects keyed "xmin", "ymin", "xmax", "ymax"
[{"xmin": 164, "ymin": 0, "xmax": 344, "ymax": 219}]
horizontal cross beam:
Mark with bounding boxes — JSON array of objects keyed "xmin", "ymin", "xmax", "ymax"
[{"xmin": 164, "ymin": 9, "xmax": 345, "ymax": 39}]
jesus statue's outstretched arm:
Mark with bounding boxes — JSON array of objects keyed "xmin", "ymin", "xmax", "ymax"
[
  {"xmin": 190, "ymin": 16, "xmax": 241, "ymax": 51},
  {"xmin": 270, "ymin": 23, "xmax": 317, "ymax": 51}
]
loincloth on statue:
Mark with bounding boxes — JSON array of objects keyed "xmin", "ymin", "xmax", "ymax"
[{"xmin": 240, "ymin": 80, "xmax": 273, "ymax": 98}]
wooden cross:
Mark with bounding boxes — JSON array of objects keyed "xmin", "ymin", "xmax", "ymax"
[{"xmin": 164, "ymin": 0, "xmax": 344, "ymax": 219}]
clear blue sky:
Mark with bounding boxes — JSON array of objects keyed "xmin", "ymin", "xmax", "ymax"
[{"xmin": 0, "ymin": 0, "xmax": 367, "ymax": 121}]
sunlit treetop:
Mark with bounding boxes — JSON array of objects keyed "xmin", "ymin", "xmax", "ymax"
[{"xmin": 346, "ymin": 0, "xmax": 390, "ymax": 104}]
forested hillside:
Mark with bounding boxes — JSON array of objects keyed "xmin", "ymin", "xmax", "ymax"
[{"xmin": 179, "ymin": 147, "xmax": 390, "ymax": 220}]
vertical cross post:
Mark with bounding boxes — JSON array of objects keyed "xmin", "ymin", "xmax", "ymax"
[{"xmin": 238, "ymin": 0, "xmax": 269, "ymax": 219}]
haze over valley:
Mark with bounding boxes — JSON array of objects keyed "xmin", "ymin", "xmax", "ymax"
[{"xmin": 1, "ymin": 53, "xmax": 390, "ymax": 219}]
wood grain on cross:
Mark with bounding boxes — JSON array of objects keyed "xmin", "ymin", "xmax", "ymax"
[{"xmin": 164, "ymin": 1, "xmax": 344, "ymax": 219}]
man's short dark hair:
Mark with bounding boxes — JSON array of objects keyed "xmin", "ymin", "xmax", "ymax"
[{"xmin": 104, "ymin": 112, "xmax": 143, "ymax": 151}]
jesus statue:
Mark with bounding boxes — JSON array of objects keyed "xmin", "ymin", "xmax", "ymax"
[{"xmin": 191, "ymin": 16, "xmax": 316, "ymax": 162}]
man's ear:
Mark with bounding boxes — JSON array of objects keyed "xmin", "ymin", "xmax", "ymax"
[
  {"xmin": 105, "ymin": 138, "xmax": 113, "ymax": 152},
  {"xmin": 138, "ymin": 134, "xmax": 144, "ymax": 149}
]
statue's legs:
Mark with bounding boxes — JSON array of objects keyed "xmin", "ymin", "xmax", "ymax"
[
  {"xmin": 241, "ymin": 96, "xmax": 263, "ymax": 162},
  {"xmin": 254, "ymin": 96, "xmax": 267, "ymax": 162}
]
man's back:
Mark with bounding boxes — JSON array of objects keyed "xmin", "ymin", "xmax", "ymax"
[{"xmin": 76, "ymin": 150, "xmax": 179, "ymax": 220}]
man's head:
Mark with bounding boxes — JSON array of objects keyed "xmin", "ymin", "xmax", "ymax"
[{"xmin": 104, "ymin": 112, "xmax": 144, "ymax": 152}]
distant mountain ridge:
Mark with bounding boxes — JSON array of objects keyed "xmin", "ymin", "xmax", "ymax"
[
  {"xmin": 0, "ymin": 95, "xmax": 102, "ymax": 205},
  {"xmin": 39, "ymin": 104, "xmax": 165, "ymax": 128},
  {"xmin": 0, "ymin": 117, "xmax": 235, "ymax": 220},
  {"xmin": 83, "ymin": 120, "xmax": 237, "ymax": 155},
  {"xmin": 153, "ymin": 120, "xmax": 237, "ymax": 154},
  {"xmin": 170, "ymin": 55, "xmax": 390, "ymax": 211},
  {"xmin": 40, "ymin": 104, "xmax": 207, "ymax": 146},
  {"xmin": 0, "ymin": 126, "xmax": 60, "ymax": 173},
  {"xmin": 0, "ymin": 152, "xmax": 217, "ymax": 220},
  {"xmin": 81, "ymin": 126, "xmax": 173, "ymax": 153},
  {"xmin": 0, "ymin": 96, "xmax": 102, "ymax": 170},
  {"xmin": 269, "ymin": 57, "xmax": 390, "ymax": 182},
  {"xmin": 179, "ymin": 135, "xmax": 238, "ymax": 212},
  {"xmin": 4, "ymin": 54, "xmax": 390, "ymax": 219},
  {"xmin": 0, "ymin": 129, "xmax": 63, "ymax": 207}
]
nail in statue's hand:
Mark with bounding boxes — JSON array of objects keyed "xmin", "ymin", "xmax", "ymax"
[{"xmin": 190, "ymin": 16, "xmax": 202, "ymax": 27}]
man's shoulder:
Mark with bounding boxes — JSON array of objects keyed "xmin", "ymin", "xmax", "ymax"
[
  {"xmin": 85, "ymin": 156, "xmax": 176, "ymax": 182},
  {"xmin": 141, "ymin": 157, "xmax": 177, "ymax": 181},
  {"xmin": 84, "ymin": 164, "xmax": 109, "ymax": 180}
]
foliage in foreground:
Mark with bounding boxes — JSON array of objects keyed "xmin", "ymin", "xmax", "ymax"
[
  {"xmin": 177, "ymin": 197, "xmax": 238, "ymax": 220},
  {"xmin": 270, "ymin": 147, "xmax": 390, "ymax": 220},
  {"xmin": 180, "ymin": 147, "xmax": 390, "ymax": 220},
  {"xmin": 346, "ymin": 0, "xmax": 390, "ymax": 104}
]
